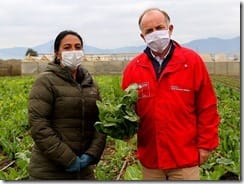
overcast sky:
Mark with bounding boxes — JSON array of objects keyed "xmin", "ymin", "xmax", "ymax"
[{"xmin": 0, "ymin": 0, "xmax": 241, "ymax": 49}]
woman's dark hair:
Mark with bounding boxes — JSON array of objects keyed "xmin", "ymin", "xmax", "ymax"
[{"xmin": 54, "ymin": 30, "xmax": 83, "ymax": 64}]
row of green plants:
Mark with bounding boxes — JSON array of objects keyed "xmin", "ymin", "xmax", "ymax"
[
  {"xmin": 95, "ymin": 75, "xmax": 241, "ymax": 180},
  {"xmin": 0, "ymin": 76, "xmax": 34, "ymax": 180},
  {"xmin": 200, "ymin": 81, "xmax": 240, "ymax": 179},
  {"xmin": 0, "ymin": 74, "xmax": 240, "ymax": 180}
]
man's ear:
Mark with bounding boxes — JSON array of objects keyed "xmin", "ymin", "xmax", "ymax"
[
  {"xmin": 140, "ymin": 33, "xmax": 146, "ymax": 42},
  {"xmin": 169, "ymin": 24, "xmax": 174, "ymax": 36}
]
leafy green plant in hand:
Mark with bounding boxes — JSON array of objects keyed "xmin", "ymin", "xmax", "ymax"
[{"xmin": 94, "ymin": 84, "xmax": 139, "ymax": 140}]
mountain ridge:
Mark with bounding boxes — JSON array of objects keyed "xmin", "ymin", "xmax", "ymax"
[{"xmin": 0, "ymin": 36, "xmax": 240, "ymax": 59}]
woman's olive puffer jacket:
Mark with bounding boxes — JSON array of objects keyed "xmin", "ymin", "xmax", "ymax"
[{"xmin": 28, "ymin": 63, "xmax": 106, "ymax": 179}]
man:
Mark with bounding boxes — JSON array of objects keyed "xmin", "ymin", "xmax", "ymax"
[{"xmin": 122, "ymin": 8, "xmax": 220, "ymax": 180}]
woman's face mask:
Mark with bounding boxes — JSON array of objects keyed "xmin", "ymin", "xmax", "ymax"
[
  {"xmin": 144, "ymin": 30, "xmax": 170, "ymax": 53},
  {"xmin": 61, "ymin": 50, "xmax": 84, "ymax": 69}
]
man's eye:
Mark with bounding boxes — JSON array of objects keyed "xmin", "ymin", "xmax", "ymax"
[
  {"xmin": 145, "ymin": 30, "xmax": 153, "ymax": 34},
  {"xmin": 156, "ymin": 27, "xmax": 163, "ymax": 30}
]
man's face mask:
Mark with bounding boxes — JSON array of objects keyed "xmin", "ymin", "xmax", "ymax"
[
  {"xmin": 144, "ymin": 30, "xmax": 170, "ymax": 53},
  {"xmin": 61, "ymin": 50, "xmax": 84, "ymax": 69}
]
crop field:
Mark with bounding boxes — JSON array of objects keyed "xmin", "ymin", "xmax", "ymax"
[{"xmin": 0, "ymin": 74, "xmax": 240, "ymax": 180}]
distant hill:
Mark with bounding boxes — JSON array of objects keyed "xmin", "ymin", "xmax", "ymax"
[
  {"xmin": 0, "ymin": 36, "xmax": 240, "ymax": 59},
  {"xmin": 182, "ymin": 37, "xmax": 240, "ymax": 54},
  {"xmin": 32, "ymin": 41, "xmax": 145, "ymax": 55},
  {"xmin": 0, "ymin": 47, "xmax": 28, "ymax": 59}
]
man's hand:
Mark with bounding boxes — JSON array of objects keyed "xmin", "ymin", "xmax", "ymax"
[{"xmin": 199, "ymin": 148, "xmax": 211, "ymax": 165}]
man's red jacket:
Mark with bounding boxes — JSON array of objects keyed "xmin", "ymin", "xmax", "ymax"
[{"xmin": 122, "ymin": 41, "xmax": 220, "ymax": 169}]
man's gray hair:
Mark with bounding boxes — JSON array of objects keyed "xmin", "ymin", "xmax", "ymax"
[{"xmin": 138, "ymin": 8, "xmax": 171, "ymax": 29}]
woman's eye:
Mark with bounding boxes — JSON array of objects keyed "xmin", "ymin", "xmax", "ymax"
[
  {"xmin": 63, "ymin": 46, "xmax": 71, "ymax": 50},
  {"xmin": 75, "ymin": 45, "xmax": 82, "ymax": 50}
]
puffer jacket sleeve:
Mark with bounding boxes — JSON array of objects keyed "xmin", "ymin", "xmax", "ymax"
[
  {"xmin": 28, "ymin": 73, "xmax": 76, "ymax": 167},
  {"xmin": 84, "ymin": 84, "xmax": 107, "ymax": 164},
  {"xmin": 85, "ymin": 131, "xmax": 106, "ymax": 164}
]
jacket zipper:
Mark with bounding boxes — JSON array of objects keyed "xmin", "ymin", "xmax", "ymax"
[
  {"xmin": 81, "ymin": 97, "xmax": 85, "ymax": 138},
  {"xmin": 157, "ymin": 64, "xmax": 162, "ymax": 79},
  {"xmin": 76, "ymin": 83, "xmax": 85, "ymax": 138}
]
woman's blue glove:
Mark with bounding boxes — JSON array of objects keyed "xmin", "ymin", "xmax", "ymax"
[
  {"xmin": 79, "ymin": 154, "xmax": 94, "ymax": 169},
  {"xmin": 65, "ymin": 156, "xmax": 81, "ymax": 172}
]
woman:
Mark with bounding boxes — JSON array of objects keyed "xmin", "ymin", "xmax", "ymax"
[{"xmin": 28, "ymin": 30, "xmax": 106, "ymax": 180}]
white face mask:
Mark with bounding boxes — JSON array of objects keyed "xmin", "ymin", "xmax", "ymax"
[
  {"xmin": 144, "ymin": 30, "xmax": 170, "ymax": 53},
  {"xmin": 61, "ymin": 50, "xmax": 84, "ymax": 69}
]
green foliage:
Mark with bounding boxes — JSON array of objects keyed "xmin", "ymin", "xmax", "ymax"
[
  {"xmin": 124, "ymin": 162, "xmax": 142, "ymax": 180},
  {"xmin": 199, "ymin": 78, "xmax": 240, "ymax": 180},
  {"xmin": 94, "ymin": 79, "xmax": 139, "ymax": 140},
  {"xmin": 0, "ymin": 76, "xmax": 34, "ymax": 159},
  {"xmin": 0, "ymin": 74, "xmax": 240, "ymax": 180},
  {"xmin": 0, "ymin": 76, "xmax": 34, "ymax": 180},
  {"xmin": 94, "ymin": 136, "xmax": 137, "ymax": 180}
]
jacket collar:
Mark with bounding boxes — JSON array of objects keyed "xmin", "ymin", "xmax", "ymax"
[
  {"xmin": 135, "ymin": 40, "xmax": 189, "ymax": 79},
  {"xmin": 137, "ymin": 40, "xmax": 184, "ymax": 66},
  {"xmin": 45, "ymin": 63, "xmax": 93, "ymax": 86}
]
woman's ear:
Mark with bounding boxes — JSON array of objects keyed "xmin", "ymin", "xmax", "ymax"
[
  {"xmin": 55, "ymin": 51, "xmax": 61, "ymax": 60},
  {"xmin": 54, "ymin": 51, "xmax": 61, "ymax": 64}
]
